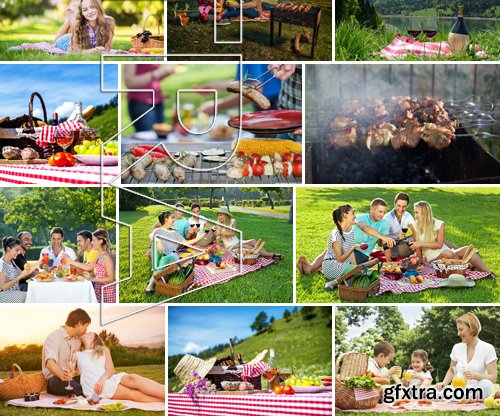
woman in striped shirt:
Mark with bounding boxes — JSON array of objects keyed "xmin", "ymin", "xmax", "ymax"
[{"xmin": 297, "ymin": 205, "xmax": 362, "ymax": 290}]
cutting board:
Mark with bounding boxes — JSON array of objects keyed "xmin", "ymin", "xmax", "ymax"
[
  {"xmin": 216, "ymin": 390, "xmax": 268, "ymax": 395},
  {"xmin": 0, "ymin": 159, "xmax": 47, "ymax": 164}
]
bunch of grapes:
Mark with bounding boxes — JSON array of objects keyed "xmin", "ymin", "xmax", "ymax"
[{"xmin": 136, "ymin": 30, "xmax": 153, "ymax": 43}]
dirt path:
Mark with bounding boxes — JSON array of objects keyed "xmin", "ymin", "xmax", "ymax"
[{"xmin": 229, "ymin": 206, "xmax": 289, "ymax": 220}]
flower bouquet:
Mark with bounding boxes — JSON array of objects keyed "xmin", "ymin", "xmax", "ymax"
[{"xmin": 208, "ymin": 244, "xmax": 225, "ymax": 263}]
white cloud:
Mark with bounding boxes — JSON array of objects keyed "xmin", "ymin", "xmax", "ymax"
[
  {"xmin": 54, "ymin": 101, "xmax": 75, "ymax": 118},
  {"xmin": 183, "ymin": 342, "xmax": 206, "ymax": 354},
  {"xmin": 32, "ymin": 108, "xmax": 42, "ymax": 118}
]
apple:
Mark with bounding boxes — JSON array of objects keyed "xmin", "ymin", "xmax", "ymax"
[
  {"xmin": 359, "ymin": 243, "xmax": 369, "ymax": 250},
  {"xmin": 495, "ymin": 392, "xmax": 500, "ymax": 399},
  {"xmin": 215, "ymin": 261, "xmax": 221, "ymax": 267},
  {"xmin": 494, "ymin": 399, "xmax": 500, "ymax": 409},
  {"xmin": 484, "ymin": 396, "xmax": 495, "ymax": 408},
  {"xmin": 409, "ymin": 276, "xmax": 417, "ymax": 284},
  {"xmin": 416, "ymin": 275, "xmax": 424, "ymax": 283},
  {"xmin": 219, "ymin": 262, "xmax": 226, "ymax": 269}
]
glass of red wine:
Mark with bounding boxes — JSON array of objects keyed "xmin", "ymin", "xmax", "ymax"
[
  {"xmin": 407, "ymin": 20, "xmax": 422, "ymax": 39},
  {"xmin": 423, "ymin": 20, "xmax": 438, "ymax": 40}
]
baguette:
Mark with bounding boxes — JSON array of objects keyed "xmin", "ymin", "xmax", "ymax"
[{"xmin": 226, "ymin": 81, "xmax": 271, "ymax": 110}]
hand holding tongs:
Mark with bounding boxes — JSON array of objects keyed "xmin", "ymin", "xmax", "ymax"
[{"xmin": 242, "ymin": 66, "xmax": 279, "ymax": 90}]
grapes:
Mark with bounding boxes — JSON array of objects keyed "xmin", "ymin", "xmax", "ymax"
[
  {"xmin": 75, "ymin": 140, "xmax": 118, "ymax": 156},
  {"xmin": 285, "ymin": 375, "xmax": 322, "ymax": 387},
  {"xmin": 99, "ymin": 402, "xmax": 125, "ymax": 411}
]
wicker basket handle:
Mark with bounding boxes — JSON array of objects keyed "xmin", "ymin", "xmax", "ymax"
[
  {"xmin": 142, "ymin": 14, "xmax": 160, "ymax": 35},
  {"xmin": 335, "ymin": 352, "xmax": 351, "ymax": 376},
  {"xmin": 11, "ymin": 363, "xmax": 23, "ymax": 376},
  {"xmin": 28, "ymin": 92, "xmax": 48, "ymax": 129}
]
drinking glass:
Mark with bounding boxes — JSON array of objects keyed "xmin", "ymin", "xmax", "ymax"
[
  {"xmin": 263, "ymin": 369, "xmax": 278, "ymax": 391},
  {"xmin": 407, "ymin": 20, "xmax": 422, "ymax": 39},
  {"xmin": 403, "ymin": 370, "xmax": 413, "ymax": 381},
  {"xmin": 279, "ymin": 368, "xmax": 292, "ymax": 383},
  {"xmin": 65, "ymin": 352, "xmax": 76, "ymax": 392},
  {"xmin": 423, "ymin": 20, "xmax": 438, "ymax": 40},
  {"xmin": 55, "ymin": 134, "xmax": 74, "ymax": 152}
]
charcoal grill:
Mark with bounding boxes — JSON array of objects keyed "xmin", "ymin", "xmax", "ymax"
[
  {"xmin": 305, "ymin": 64, "xmax": 500, "ymax": 184},
  {"xmin": 121, "ymin": 141, "xmax": 300, "ymax": 185}
]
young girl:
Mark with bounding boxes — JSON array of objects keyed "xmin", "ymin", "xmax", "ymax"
[
  {"xmin": 53, "ymin": 0, "xmax": 115, "ymax": 53},
  {"xmin": 409, "ymin": 201, "xmax": 492, "ymax": 273},
  {"xmin": 297, "ymin": 204, "xmax": 361, "ymax": 290},
  {"xmin": 77, "ymin": 332, "xmax": 164, "ymax": 402},
  {"xmin": 402, "ymin": 349, "xmax": 433, "ymax": 388}
]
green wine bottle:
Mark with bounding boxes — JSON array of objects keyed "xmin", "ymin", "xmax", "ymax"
[{"xmin": 448, "ymin": 6, "xmax": 470, "ymax": 53}]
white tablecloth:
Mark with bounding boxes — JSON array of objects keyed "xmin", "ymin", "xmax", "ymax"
[{"xmin": 25, "ymin": 279, "xmax": 98, "ymax": 303}]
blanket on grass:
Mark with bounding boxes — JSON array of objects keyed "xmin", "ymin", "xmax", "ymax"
[
  {"xmin": 378, "ymin": 267, "xmax": 491, "ymax": 295},
  {"xmin": 6, "ymin": 393, "xmax": 164, "ymax": 412},
  {"xmin": 380, "ymin": 35, "xmax": 488, "ymax": 59},
  {"xmin": 338, "ymin": 400, "xmax": 486, "ymax": 412},
  {"xmin": 230, "ymin": 10, "xmax": 271, "ymax": 22},
  {"xmin": 8, "ymin": 42, "xmax": 129, "ymax": 55}
]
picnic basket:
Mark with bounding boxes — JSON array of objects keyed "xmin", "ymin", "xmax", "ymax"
[
  {"xmin": 337, "ymin": 259, "xmax": 380, "ymax": 302},
  {"xmin": 231, "ymin": 250, "xmax": 259, "ymax": 265},
  {"xmin": 131, "ymin": 14, "xmax": 164, "ymax": 50},
  {"xmin": 206, "ymin": 339, "xmax": 262, "ymax": 391},
  {"xmin": 0, "ymin": 363, "xmax": 47, "ymax": 401},
  {"xmin": 335, "ymin": 352, "xmax": 379, "ymax": 410},
  {"xmin": 154, "ymin": 258, "xmax": 195, "ymax": 297}
]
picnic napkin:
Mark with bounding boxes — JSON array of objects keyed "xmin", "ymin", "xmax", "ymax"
[
  {"xmin": 241, "ymin": 362, "xmax": 270, "ymax": 379},
  {"xmin": 354, "ymin": 387, "xmax": 379, "ymax": 402},
  {"xmin": 381, "ymin": 34, "xmax": 488, "ymax": 59},
  {"xmin": 37, "ymin": 121, "xmax": 86, "ymax": 148},
  {"xmin": 8, "ymin": 42, "xmax": 66, "ymax": 55}
]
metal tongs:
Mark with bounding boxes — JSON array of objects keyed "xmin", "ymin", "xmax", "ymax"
[{"xmin": 242, "ymin": 66, "xmax": 279, "ymax": 90}]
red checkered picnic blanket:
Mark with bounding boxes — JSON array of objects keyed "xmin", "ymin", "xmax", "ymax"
[
  {"xmin": 381, "ymin": 35, "xmax": 488, "ymax": 59},
  {"xmin": 354, "ymin": 387, "xmax": 379, "ymax": 401},
  {"xmin": 8, "ymin": 42, "xmax": 66, "ymax": 54},
  {"xmin": 241, "ymin": 362, "xmax": 270, "ymax": 379},
  {"xmin": 378, "ymin": 267, "xmax": 491, "ymax": 295},
  {"xmin": 188, "ymin": 253, "xmax": 274, "ymax": 290},
  {"xmin": 37, "ymin": 120, "xmax": 86, "ymax": 148}
]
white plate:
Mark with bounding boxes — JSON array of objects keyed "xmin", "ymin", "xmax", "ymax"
[
  {"xmin": 292, "ymin": 385, "xmax": 332, "ymax": 393},
  {"xmin": 75, "ymin": 155, "xmax": 119, "ymax": 166}
]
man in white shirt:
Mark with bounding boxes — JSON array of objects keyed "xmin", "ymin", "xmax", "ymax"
[
  {"xmin": 40, "ymin": 227, "xmax": 77, "ymax": 268},
  {"xmin": 383, "ymin": 193, "xmax": 416, "ymax": 261}
]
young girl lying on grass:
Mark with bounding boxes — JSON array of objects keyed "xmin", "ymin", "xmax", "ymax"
[{"xmin": 53, "ymin": 0, "xmax": 115, "ymax": 53}]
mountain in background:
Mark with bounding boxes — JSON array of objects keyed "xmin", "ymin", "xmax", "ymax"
[
  {"xmin": 373, "ymin": 0, "xmax": 499, "ymax": 17},
  {"xmin": 168, "ymin": 307, "xmax": 332, "ymax": 392}
]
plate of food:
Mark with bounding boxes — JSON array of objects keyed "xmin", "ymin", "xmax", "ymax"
[
  {"xmin": 61, "ymin": 274, "xmax": 85, "ymax": 282},
  {"xmin": 98, "ymin": 402, "xmax": 127, "ymax": 412},
  {"xmin": 35, "ymin": 271, "xmax": 54, "ymax": 282},
  {"xmin": 228, "ymin": 110, "xmax": 302, "ymax": 134},
  {"xmin": 74, "ymin": 155, "xmax": 119, "ymax": 166},
  {"xmin": 292, "ymin": 385, "xmax": 332, "ymax": 393}
]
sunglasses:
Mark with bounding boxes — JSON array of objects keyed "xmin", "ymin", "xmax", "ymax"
[{"xmin": 190, "ymin": 223, "xmax": 201, "ymax": 227}]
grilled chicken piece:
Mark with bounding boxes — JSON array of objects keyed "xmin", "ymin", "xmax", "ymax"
[
  {"xmin": 391, "ymin": 119, "xmax": 424, "ymax": 150},
  {"xmin": 340, "ymin": 100, "xmax": 365, "ymax": 117},
  {"xmin": 330, "ymin": 116, "xmax": 357, "ymax": 131},
  {"xmin": 422, "ymin": 123, "xmax": 455, "ymax": 150},
  {"xmin": 328, "ymin": 127, "xmax": 357, "ymax": 147},
  {"xmin": 366, "ymin": 121, "xmax": 396, "ymax": 150}
]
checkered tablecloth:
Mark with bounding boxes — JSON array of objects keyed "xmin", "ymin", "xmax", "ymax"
[
  {"xmin": 378, "ymin": 268, "xmax": 491, "ymax": 295},
  {"xmin": 168, "ymin": 392, "xmax": 333, "ymax": 416},
  {"xmin": 0, "ymin": 164, "xmax": 118, "ymax": 185}
]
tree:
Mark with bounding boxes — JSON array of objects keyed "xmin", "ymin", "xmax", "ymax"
[
  {"xmin": 250, "ymin": 311, "xmax": 269, "ymax": 333},
  {"xmin": 98, "ymin": 330, "xmax": 121, "ymax": 347},
  {"xmin": 301, "ymin": 306, "xmax": 317, "ymax": 320},
  {"xmin": 283, "ymin": 309, "xmax": 291, "ymax": 322},
  {"xmin": 269, "ymin": 316, "xmax": 275, "ymax": 324},
  {"xmin": 375, "ymin": 307, "xmax": 408, "ymax": 346}
]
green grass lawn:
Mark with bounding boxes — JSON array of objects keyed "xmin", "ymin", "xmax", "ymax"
[
  {"xmin": 232, "ymin": 205, "xmax": 291, "ymax": 215},
  {"xmin": 335, "ymin": 19, "xmax": 500, "ymax": 61},
  {"xmin": 296, "ymin": 187, "xmax": 500, "ymax": 304},
  {"xmin": 0, "ymin": 23, "xmax": 138, "ymax": 61},
  {"xmin": 166, "ymin": 0, "xmax": 332, "ymax": 61},
  {"xmin": 0, "ymin": 365, "xmax": 164, "ymax": 415},
  {"xmin": 119, "ymin": 205, "xmax": 293, "ymax": 303}
]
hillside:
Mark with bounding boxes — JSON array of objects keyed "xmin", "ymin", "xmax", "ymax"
[
  {"xmin": 373, "ymin": 0, "xmax": 498, "ymax": 17},
  {"xmin": 87, "ymin": 102, "xmax": 119, "ymax": 144},
  {"xmin": 168, "ymin": 307, "xmax": 332, "ymax": 392}
]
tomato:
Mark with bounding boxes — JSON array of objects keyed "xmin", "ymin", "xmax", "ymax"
[
  {"xmin": 283, "ymin": 385, "xmax": 295, "ymax": 395},
  {"xmin": 65, "ymin": 153, "xmax": 75, "ymax": 167},
  {"xmin": 292, "ymin": 162, "xmax": 302, "ymax": 178},
  {"xmin": 252, "ymin": 164, "xmax": 265, "ymax": 177},
  {"xmin": 273, "ymin": 386, "xmax": 283, "ymax": 395},
  {"xmin": 53, "ymin": 152, "xmax": 68, "ymax": 167},
  {"xmin": 48, "ymin": 155, "xmax": 56, "ymax": 166},
  {"xmin": 236, "ymin": 151, "xmax": 245, "ymax": 158},
  {"xmin": 259, "ymin": 160, "xmax": 268, "ymax": 166},
  {"xmin": 282, "ymin": 152, "xmax": 292, "ymax": 162},
  {"xmin": 242, "ymin": 163, "xmax": 251, "ymax": 177},
  {"xmin": 249, "ymin": 153, "xmax": 261, "ymax": 163},
  {"xmin": 293, "ymin": 153, "xmax": 302, "ymax": 163},
  {"xmin": 282, "ymin": 163, "xmax": 289, "ymax": 177}
]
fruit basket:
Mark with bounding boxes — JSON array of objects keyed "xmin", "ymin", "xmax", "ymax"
[
  {"xmin": 131, "ymin": 14, "xmax": 164, "ymax": 50},
  {"xmin": 338, "ymin": 260, "xmax": 380, "ymax": 302},
  {"xmin": 231, "ymin": 250, "xmax": 259, "ymax": 265}
]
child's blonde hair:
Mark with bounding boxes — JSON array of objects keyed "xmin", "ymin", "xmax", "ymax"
[
  {"xmin": 72, "ymin": 0, "xmax": 111, "ymax": 50},
  {"xmin": 412, "ymin": 349, "xmax": 433, "ymax": 372}
]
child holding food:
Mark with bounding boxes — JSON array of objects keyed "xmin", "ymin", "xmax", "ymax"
[
  {"xmin": 368, "ymin": 341, "xmax": 402, "ymax": 385},
  {"xmin": 402, "ymin": 349, "xmax": 433, "ymax": 388},
  {"xmin": 53, "ymin": 0, "xmax": 115, "ymax": 53}
]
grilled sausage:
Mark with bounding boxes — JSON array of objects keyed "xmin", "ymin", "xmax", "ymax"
[{"xmin": 226, "ymin": 81, "xmax": 271, "ymax": 110}]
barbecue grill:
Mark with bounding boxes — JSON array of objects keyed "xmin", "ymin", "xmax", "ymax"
[{"xmin": 305, "ymin": 64, "xmax": 500, "ymax": 184}]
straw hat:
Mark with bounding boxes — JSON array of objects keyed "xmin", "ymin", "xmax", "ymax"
[
  {"xmin": 174, "ymin": 354, "xmax": 217, "ymax": 385},
  {"xmin": 439, "ymin": 273, "xmax": 475, "ymax": 288},
  {"xmin": 215, "ymin": 207, "xmax": 233, "ymax": 218}
]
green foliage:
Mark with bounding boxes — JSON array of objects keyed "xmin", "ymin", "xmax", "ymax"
[
  {"xmin": 301, "ymin": 305, "xmax": 317, "ymax": 320},
  {"xmin": 373, "ymin": 0, "xmax": 499, "ymax": 17},
  {"xmin": 336, "ymin": 0, "xmax": 383, "ymax": 28},
  {"xmin": 250, "ymin": 311, "xmax": 270, "ymax": 333},
  {"xmin": 283, "ymin": 309, "xmax": 292, "ymax": 321}
]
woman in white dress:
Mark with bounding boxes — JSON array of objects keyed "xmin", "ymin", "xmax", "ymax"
[
  {"xmin": 77, "ymin": 332, "xmax": 164, "ymax": 402},
  {"xmin": 436, "ymin": 313, "xmax": 497, "ymax": 399},
  {"xmin": 409, "ymin": 201, "xmax": 492, "ymax": 274}
]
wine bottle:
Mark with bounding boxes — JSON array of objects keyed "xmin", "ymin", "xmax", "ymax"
[
  {"xmin": 52, "ymin": 112, "xmax": 58, "ymax": 126},
  {"xmin": 448, "ymin": 6, "xmax": 470, "ymax": 53}
]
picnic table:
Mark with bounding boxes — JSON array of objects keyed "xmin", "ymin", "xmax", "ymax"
[
  {"xmin": 25, "ymin": 278, "xmax": 98, "ymax": 303},
  {"xmin": 168, "ymin": 392, "xmax": 333, "ymax": 415},
  {"xmin": 0, "ymin": 163, "xmax": 118, "ymax": 185}
]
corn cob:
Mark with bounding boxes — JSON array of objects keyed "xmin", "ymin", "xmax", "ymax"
[{"xmin": 232, "ymin": 138, "xmax": 302, "ymax": 156}]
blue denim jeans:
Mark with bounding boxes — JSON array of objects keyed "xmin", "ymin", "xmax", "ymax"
[
  {"xmin": 222, "ymin": 1, "xmax": 260, "ymax": 19},
  {"xmin": 128, "ymin": 100, "xmax": 165, "ymax": 132},
  {"xmin": 54, "ymin": 33, "xmax": 72, "ymax": 51}
]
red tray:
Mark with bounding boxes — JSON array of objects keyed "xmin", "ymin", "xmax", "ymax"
[{"xmin": 228, "ymin": 110, "xmax": 302, "ymax": 134}]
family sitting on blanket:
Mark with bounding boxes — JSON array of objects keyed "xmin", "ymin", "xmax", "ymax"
[
  {"xmin": 43, "ymin": 308, "xmax": 164, "ymax": 402},
  {"xmin": 145, "ymin": 204, "xmax": 284, "ymax": 294},
  {"xmin": 297, "ymin": 193, "xmax": 494, "ymax": 291}
]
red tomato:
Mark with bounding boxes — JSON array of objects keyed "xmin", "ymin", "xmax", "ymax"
[
  {"xmin": 252, "ymin": 164, "xmax": 265, "ymax": 177},
  {"xmin": 282, "ymin": 152, "xmax": 293, "ymax": 162},
  {"xmin": 282, "ymin": 163, "xmax": 289, "ymax": 177},
  {"xmin": 259, "ymin": 160, "xmax": 268, "ymax": 166},
  {"xmin": 65, "ymin": 153, "xmax": 75, "ymax": 167},
  {"xmin": 293, "ymin": 153, "xmax": 302, "ymax": 163},
  {"xmin": 283, "ymin": 385, "xmax": 295, "ymax": 395},
  {"xmin": 242, "ymin": 163, "xmax": 251, "ymax": 177},
  {"xmin": 236, "ymin": 151, "xmax": 245, "ymax": 158},
  {"xmin": 292, "ymin": 162, "xmax": 302, "ymax": 177},
  {"xmin": 53, "ymin": 152, "xmax": 67, "ymax": 167},
  {"xmin": 273, "ymin": 386, "xmax": 283, "ymax": 395}
]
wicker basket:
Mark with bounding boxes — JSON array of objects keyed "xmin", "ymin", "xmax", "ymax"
[
  {"xmin": 131, "ymin": 14, "xmax": 164, "ymax": 50},
  {"xmin": 155, "ymin": 262, "xmax": 195, "ymax": 297},
  {"xmin": 0, "ymin": 364, "xmax": 47, "ymax": 401},
  {"xmin": 430, "ymin": 260, "xmax": 469, "ymax": 278},
  {"xmin": 206, "ymin": 368, "xmax": 262, "ymax": 391},
  {"xmin": 231, "ymin": 250, "xmax": 259, "ymax": 265},
  {"xmin": 337, "ymin": 259, "xmax": 380, "ymax": 302},
  {"xmin": 335, "ymin": 352, "xmax": 379, "ymax": 410}
]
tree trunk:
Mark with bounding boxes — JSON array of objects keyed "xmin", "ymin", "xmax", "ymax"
[
  {"xmin": 224, "ymin": 188, "xmax": 230, "ymax": 210},
  {"xmin": 195, "ymin": 188, "xmax": 199, "ymax": 203},
  {"xmin": 210, "ymin": 188, "xmax": 214, "ymax": 208},
  {"xmin": 266, "ymin": 190, "xmax": 275, "ymax": 209},
  {"xmin": 288, "ymin": 201, "xmax": 293, "ymax": 224}
]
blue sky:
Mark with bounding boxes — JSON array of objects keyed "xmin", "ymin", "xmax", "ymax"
[
  {"xmin": 168, "ymin": 306, "xmax": 295, "ymax": 355},
  {"xmin": 0, "ymin": 64, "xmax": 118, "ymax": 119}
]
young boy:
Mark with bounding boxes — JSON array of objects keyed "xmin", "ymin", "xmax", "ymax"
[{"xmin": 368, "ymin": 341, "xmax": 402, "ymax": 384}]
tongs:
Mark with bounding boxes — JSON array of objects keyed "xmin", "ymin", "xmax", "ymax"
[{"xmin": 242, "ymin": 66, "xmax": 279, "ymax": 90}]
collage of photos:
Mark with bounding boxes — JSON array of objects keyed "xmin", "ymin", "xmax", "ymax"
[{"xmin": 0, "ymin": 0, "xmax": 499, "ymax": 416}]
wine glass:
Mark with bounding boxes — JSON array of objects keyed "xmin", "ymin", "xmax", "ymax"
[
  {"xmin": 65, "ymin": 352, "xmax": 76, "ymax": 392},
  {"xmin": 55, "ymin": 133, "xmax": 74, "ymax": 153},
  {"xmin": 423, "ymin": 19, "xmax": 438, "ymax": 40},
  {"xmin": 407, "ymin": 20, "xmax": 422, "ymax": 39},
  {"xmin": 263, "ymin": 369, "xmax": 278, "ymax": 391},
  {"xmin": 279, "ymin": 368, "xmax": 292, "ymax": 383}
]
